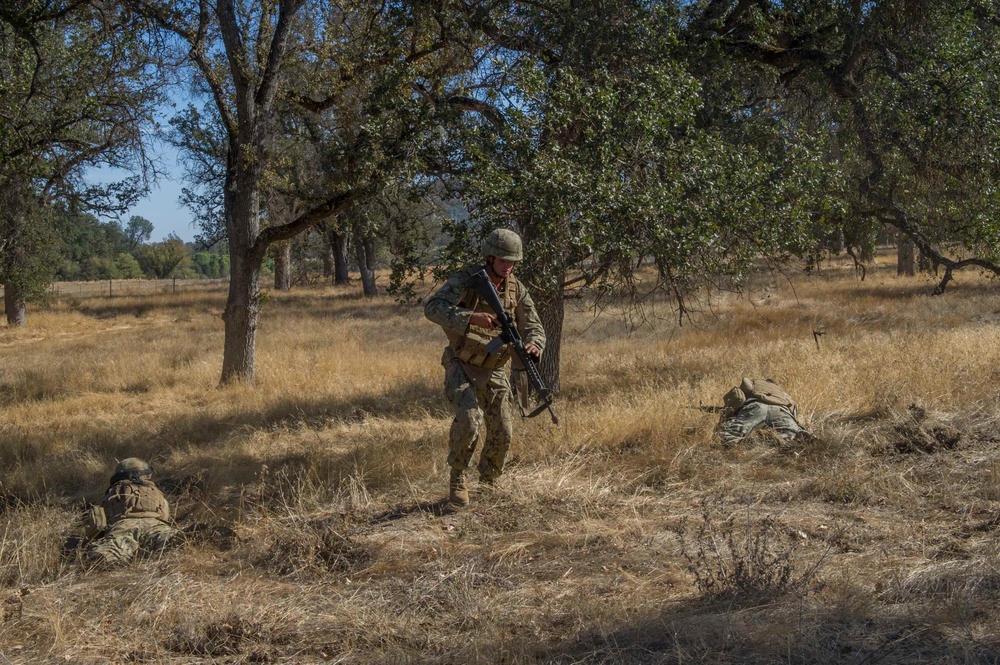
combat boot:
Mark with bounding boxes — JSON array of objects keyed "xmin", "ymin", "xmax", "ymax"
[{"xmin": 449, "ymin": 468, "xmax": 469, "ymax": 506}]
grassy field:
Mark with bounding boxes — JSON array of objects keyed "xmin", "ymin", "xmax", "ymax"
[{"xmin": 2, "ymin": 254, "xmax": 1000, "ymax": 664}]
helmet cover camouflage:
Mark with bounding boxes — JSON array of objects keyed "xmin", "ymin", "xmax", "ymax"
[
  {"xmin": 723, "ymin": 387, "xmax": 746, "ymax": 413},
  {"xmin": 114, "ymin": 457, "xmax": 153, "ymax": 479},
  {"xmin": 482, "ymin": 229, "xmax": 523, "ymax": 262}
]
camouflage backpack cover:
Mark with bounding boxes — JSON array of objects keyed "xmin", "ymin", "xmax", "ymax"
[{"xmin": 740, "ymin": 377, "xmax": 798, "ymax": 416}]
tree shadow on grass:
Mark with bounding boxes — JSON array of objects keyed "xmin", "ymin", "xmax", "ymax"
[
  {"xmin": 0, "ymin": 376, "xmax": 447, "ymax": 504},
  {"xmin": 528, "ymin": 595, "xmax": 1000, "ymax": 664}
]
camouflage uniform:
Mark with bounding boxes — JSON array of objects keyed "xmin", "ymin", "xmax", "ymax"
[
  {"xmin": 715, "ymin": 377, "xmax": 808, "ymax": 444},
  {"xmin": 85, "ymin": 459, "xmax": 180, "ymax": 566},
  {"xmin": 716, "ymin": 401, "xmax": 806, "ymax": 444},
  {"xmin": 425, "ymin": 265, "xmax": 546, "ymax": 485}
]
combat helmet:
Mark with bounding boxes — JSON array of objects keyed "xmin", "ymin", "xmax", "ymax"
[
  {"xmin": 482, "ymin": 228, "xmax": 523, "ymax": 262},
  {"xmin": 110, "ymin": 457, "xmax": 153, "ymax": 484}
]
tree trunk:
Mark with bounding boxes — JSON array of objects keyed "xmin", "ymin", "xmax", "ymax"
[
  {"xmin": 4, "ymin": 283, "xmax": 26, "ymax": 327},
  {"xmin": 273, "ymin": 241, "xmax": 291, "ymax": 291},
  {"xmin": 918, "ymin": 249, "xmax": 936, "ymax": 275},
  {"xmin": 220, "ymin": 147, "xmax": 263, "ymax": 383},
  {"xmin": 335, "ymin": 231, "xmax": 351, "ymax": 285},
  {"xmin": 326, "ymin": 225, "xmax": 351, "ymax": 286},
  {"xmin": 321, "ymin": 225, "xmax": 335, "ymax": 278},
  {"xmin": 353, "ymin": 224, "xmax": 377, "ymax": 296},
  {"xmin": 534, "ymin": 289, "xmax": 564, "ymax": 394},
  {"xmin": 897, "ymin": 234, "xmax": 915, "ymax": 276},
  {"xmin": 324, "ymin": 224, "xmax": 351, "ymax": 285}
]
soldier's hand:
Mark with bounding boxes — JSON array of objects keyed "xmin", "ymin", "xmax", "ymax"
[
  {"xmin": 470, "ymin": 312, "xmax": 497, "ymax": 329},
  {"xmin": 525, "ymin": 343, "xmax": 541, "ymax": 360}
]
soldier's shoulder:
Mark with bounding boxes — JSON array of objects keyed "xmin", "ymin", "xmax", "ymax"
[{"xmin": 443, "ymin": 265, "xmax": 481, "ymax": 286}]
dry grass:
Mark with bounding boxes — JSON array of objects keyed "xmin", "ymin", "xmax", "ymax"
[{"xmin": 2, "ymin": 253, "xmax": 1000, "ymax": 663}]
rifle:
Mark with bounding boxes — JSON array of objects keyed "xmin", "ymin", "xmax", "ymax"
[
  {"xmin": 690, "ymin": 401, "xmax": 730, "ymax": 414},
  {"xmin": 467, "ymin": 269, "xmax": 559, "ymax": 425}
]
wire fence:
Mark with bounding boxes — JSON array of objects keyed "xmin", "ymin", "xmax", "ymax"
[{"xmin": 0, "ymin": 278, "xmax": 229, "ymax": 300}]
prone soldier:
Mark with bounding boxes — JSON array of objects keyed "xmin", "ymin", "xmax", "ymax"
[
  {"xmin": 83, "ymin": 458, "xmax": 181, "ymax": 566},
  {"xmin": 713, "ymin": 377, "xmax": 811, "ymax": 445}
]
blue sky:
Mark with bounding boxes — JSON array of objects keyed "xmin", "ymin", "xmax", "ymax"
[
  {"xmin": 86, "ymin": 94, "xmax": 200, "ymax": 244},
  {"xmin": 125, "ymin": 170, "xmax": 197, "ymax": 243},
  {"xmin": 88, "ymin": 158, "xmax": 197, "ymax": 243}
]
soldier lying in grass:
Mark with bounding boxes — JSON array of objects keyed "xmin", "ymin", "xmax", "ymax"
[
  {"xmin": 713, "ymin": 377, "xmax": 812, "ymax": 445},
  {"xmin": 82, "ymin": 458, "xmax": 181, "ymax": 566}
]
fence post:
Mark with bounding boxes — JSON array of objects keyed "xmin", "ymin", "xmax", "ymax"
[
  {"xmin": 173, "ymin": 276, "xmax": 177, "ymax": 293},
  {"xmin": 108, "ymin": 279, "xmax": 112, "ymax": 298}
]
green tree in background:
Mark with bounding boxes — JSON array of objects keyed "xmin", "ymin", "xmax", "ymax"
[
  {"xmin": 191, "ymin": 248, "xmax": 230, "ymax": 279},
  {"xmin": 403, "ymin": 0, "xmax": 837, "ymax": 390},
  {"xmin": 0, "ymin": 0, "xmax": 162, "ymax": 325},
  {"xmin": 122, "ymin": 216, "xmax": 154, "ymax": 253},
  {"xmin": 137, "ymin": 0, "xmax": 475, "ymax": 382},
  {"xmin": 136, "ymin": 235, "xmax": 190, "ymax": 279},
  {"xmin": 115, "ymin": 253, "xmax": 145, "ymax": 280},
  {"xmin": 55, "ymin": 209, "xmax": 131, "ymax": 280}
]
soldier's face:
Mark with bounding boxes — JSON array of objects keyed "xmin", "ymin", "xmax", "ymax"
[{"xmin": 489, "ymin": 257, "xmax": 516, "ymax": 278}]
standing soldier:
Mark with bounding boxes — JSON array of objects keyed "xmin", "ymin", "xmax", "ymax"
[
  {"xmin": 425, "ymin": 229, "xmax": 546, "ymax": 506},
  {"xmin": 84, "ymin": 458, "xmax": 181, "ymax": 566}
]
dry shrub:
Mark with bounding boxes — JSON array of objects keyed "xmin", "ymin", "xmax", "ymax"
[
  {"xmin": 881, "ymin": 559, "xmax": 1000, "ymax": 602},
  {"xmin": 677, "ymin": 499, "xmax": 830, "ymax": 602},
  {"xmin": 886, "ymin": 404, "xmax": 963, "ymax": 454},
  {"xmin": 163, "ymin": 612, "xmax": 289, "ymax": 658}
]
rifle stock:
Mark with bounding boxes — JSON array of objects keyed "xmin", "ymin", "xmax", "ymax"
[{"xmin": 468, "ymin": 269, "xmax": 558, "ymax": 425}]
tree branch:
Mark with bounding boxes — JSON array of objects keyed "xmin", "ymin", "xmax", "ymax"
[
  {"xmin": 251, "ymin": 187, "xmax": 375, "ymax": 264},
  {"xmin": 411, "ymin": 82, "xmax": 507, "ymax": 130}
]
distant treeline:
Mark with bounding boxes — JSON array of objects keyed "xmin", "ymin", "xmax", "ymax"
[{"xmin": 55, "ymin": 208, "xmax": 229, "ymax": 282}]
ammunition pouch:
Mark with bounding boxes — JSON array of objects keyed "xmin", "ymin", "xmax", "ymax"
[
  {"xmin": 84, "ymin": 504, "xmax": 107, "ymax": 540},
  {"xmin": 452, "ymin": 270, "xmax": 519, "ymax": 370},
  {"xmin": 456, "ymin": 325, "xmax": 511, "ymax": 369}
]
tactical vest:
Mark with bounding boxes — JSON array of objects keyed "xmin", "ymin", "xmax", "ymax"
[
  {"xmin": 448, "ymin": 268, "xmax": 520, "ymax": 370},
  {"xmin": 102, "ymin": 480, "xmax": 170, "ymax": 524}
]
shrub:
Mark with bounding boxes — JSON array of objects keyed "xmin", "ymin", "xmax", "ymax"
[{"xmin": 676, "ymin": 499, "xmax": 830, "ymax": 602}]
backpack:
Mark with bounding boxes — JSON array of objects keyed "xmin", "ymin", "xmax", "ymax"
[{"xmin": 740, "ymin": 377, "xmax": 798, "ymax": 416}]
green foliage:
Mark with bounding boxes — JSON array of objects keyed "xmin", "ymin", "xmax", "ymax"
[
  {"xmin": 401, "ymin": 0, "xmax": 840, "ymax": 319},
  {"xmin": 136, "ymin": 236, "xmax": 191, "ymax": 279},
  {"xmin": 685, "ymin": 1, "xmax": 1000, "ymax": 283},
  {"xmin": 81, "ymin": 256, "xmax": 121, "ymax": 281},
  {"xmin": 123, "ymin": 216, "xmax": 154, "ymax": 253},
  {"xmin": 191, "ymin": 249, "xmax": 230, "ymax": 279},
  {"xmin": 115, "ymin": 253, "xmax": 145, "ymax": 280},
  {"xmin": 169, "ymin": 104, "xmax": 227, "ymax": 247},
  {"xmin": 53, "ymin": 209, "xmax": 130, "ymax": 280},
  {"xmin": 0, "ymin": 0, "xmax": 162, "ymax": 307},
  {"xmin": 0, "ymin": 183, "xmax": 58, "ymax": 302}
]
